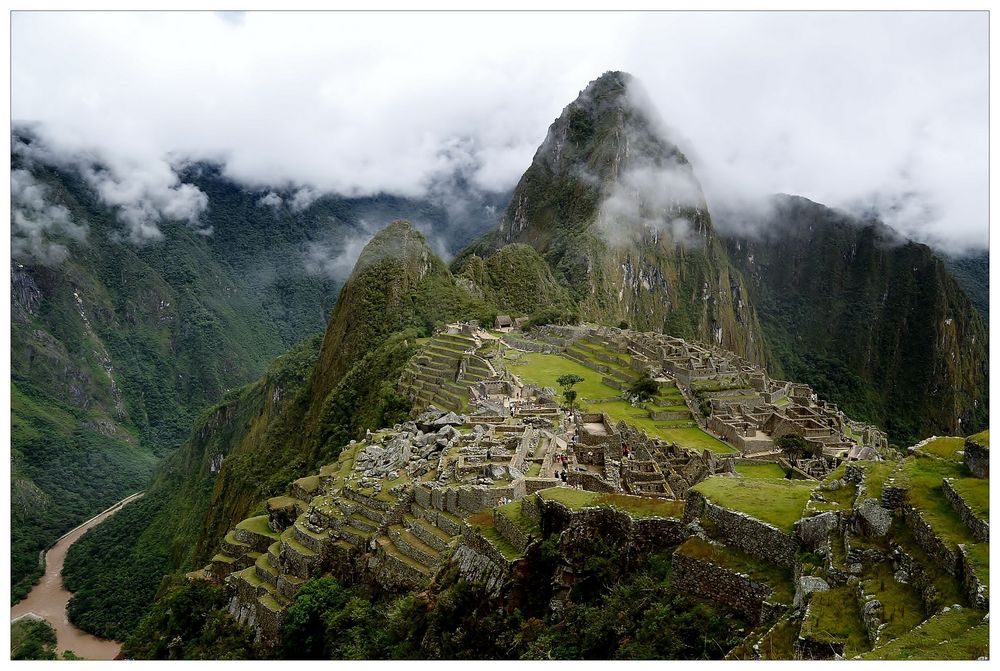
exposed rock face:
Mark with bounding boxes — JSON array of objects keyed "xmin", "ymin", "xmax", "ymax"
[
  {"xmin": 794, "ymin": 575, "xmax": 830, "ymax": 608},
  {"xmin": 855, "ymin": 499, "xmax": 892, "ymax": 537},
  {"xmin": 963, "ymin": 437, "xmax": 989, "ymax": 478},
  {"xmin": 796, "ymin": 511, "xmax": 839, "ymax": 551},
  {"xmin": 464, "ymin": 71, "xmax": 767, "ymax": 363}
]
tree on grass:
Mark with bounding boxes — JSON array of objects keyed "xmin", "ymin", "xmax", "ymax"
[
  {"xmin": 775, "ymin": 433, "xmax": 812, "ymax": 458},
  {"xmin": 557, "ymin": 374, "xmax": 585, "ymax": 410},
  {"xmin": 628, "ymin": 374, "xmax": 659, "ymax": 402}
]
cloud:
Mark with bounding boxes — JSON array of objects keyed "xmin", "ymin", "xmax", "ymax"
[
  {"xmin": 289, "ymin": 186, "xmax": 320, "ymax": 212},
  {"xmin": 304, "ymin": 233, "xmax": 372, "ymax": 282},
  {"xmin": 10, "ymin": 11, "xmax": 988, "ymax": 253},
  {"xmin": 257, "ymin": 191, "xmax": 282, "ymax": 208},
  {"xmin": 597, "ymin": 161, "xmax": 708, "ymax": 249},
  {"xmin": 14, "ymin": 135, "xmax": 209, "ymax": 244},
  {"xmin": 11, "ymin": 169, "xmax": 88, "ymax": 265}
]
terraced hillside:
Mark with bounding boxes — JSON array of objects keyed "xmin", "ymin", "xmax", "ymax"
[
  {"xmin": 689, "ymin": 432, "xmax": 990, "ymax": 660},
  {"xmin": 398, "ymin": 331, "xmax": 500, "ymax": 413}
]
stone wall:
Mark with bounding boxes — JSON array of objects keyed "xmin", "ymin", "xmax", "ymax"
[
  {"xmin": 902, "ymin": 505, "xmax": 960, "ymax": 576},
  {"xmin": 371, "ymin": 542, "xmax": 430, "ymax": 590},
  {"xmin": 963, "ymin": 440, "xmax": 988, "ymax": 478},
  {"xmin": 671, "ymin": 550, "xmax": 782, "ymax": 624},
  {"xmin": 890, "ymin": 542, "xmax": 943, "ymax": 613},
  {"xmin": 494, "ymin": 509, "xmax": 535, "ymax": 553},
  {"xmin": 461, "ymin": 524, "xmax": 518, "ymax": 569},
  {"xmin": 524, "ymin": 477, "xmax": 561, "ymax": 494},
  {"xmin": 539, "ymin": 497, "xmax": 688, "ymax": 563},
  {"xmin": 650, "ymin": 409, "xmax": 692, "ymax": 421},
  {"xmin": 684, "ymin": 489, "xmax": 799, "ymax": 568},
  {"xmin": 942, "ymin": 479, "xmax": 988, "ymax": 542},
  {"xmin": 959, "ymin": 544, "xmax": 989, "ymax": 610},
  {"xmin": 568, "ymin": 470, "xmax": 616, "ymax": 493},
  {"xmin": 452, "ymin": 544, "xmax": 510, "ymax": 596},
  {"xmin": 501, "ymin": 334, "xmax": 555, "ymax": 353}
]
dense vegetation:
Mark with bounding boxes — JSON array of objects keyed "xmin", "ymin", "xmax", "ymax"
[
  {"xmin": 10, "ymin": 153, "xmax": 285, "ymax": 599},
  {"xmin": 123, "ymin": 579, "xmax": 262, "ymax": 660},
  {"xmin": 10, "ymin": 618, "xmax": 58, "ymax": 660},
  {"xmin": 62, "ymin": 222, "xmax": 494, "ymax": 639},
  {"xmin": 125, "ymin": 544, "xmax": 747, "ymax": 660},
  {"xmin": 10, "ymin": 137, "xmax": 502, "ymax": 601},
  {"xmin": 943, "ymin": 250, "xmax": 988, "ymax": 321},
  {"xmin": 723, "ymin": 195, "xmax": 988, "ymax": 445}
]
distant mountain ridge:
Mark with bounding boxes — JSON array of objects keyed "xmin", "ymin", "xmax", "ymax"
[{"xmin": 719, "ymin": 194, "xmax": 988, "ymax": 443}]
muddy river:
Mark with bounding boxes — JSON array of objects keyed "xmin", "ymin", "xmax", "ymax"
[{"xmin": 10, "ymin": 492, "xmax": 144, "ymax": 660}]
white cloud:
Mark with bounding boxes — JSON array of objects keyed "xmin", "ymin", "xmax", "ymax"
[
  {"xmin": 10, "ymin": 11, "xmax": 988, "ymax": 253},
  {"xmin": 257, "ymin": 191, "xmax": 282, "ymax": 208},
  {"xmin": 11, "ymin": 169, "xmax": 88, "ymax": 265},
  {"xmin": 289, "ymin": 186, "xmax": 320, "ymax": 213}
]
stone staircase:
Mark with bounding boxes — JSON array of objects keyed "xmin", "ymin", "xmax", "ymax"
[
  {"xmin": 370, "ymin": 498, "xmax": 463, "ymax": 589},
  {"xmin": 400, "ymin": 332, "xmax": 494, "ymax": 412}
]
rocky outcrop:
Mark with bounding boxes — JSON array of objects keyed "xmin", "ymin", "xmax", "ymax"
[{"xmin": 963, "ymin": 436, "xmax": 988, "ymax": 478}]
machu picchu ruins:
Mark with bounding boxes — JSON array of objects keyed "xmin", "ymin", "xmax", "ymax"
[{"xmin": 193, "ymin": 321, "xmax": 988, "ymax": 659}]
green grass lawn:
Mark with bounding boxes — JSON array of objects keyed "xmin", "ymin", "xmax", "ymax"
[
  {"xmin": 916, "ymin": 437, "xmax": 966, "ymax": 463},
  {"xmin": 537, "ymin": 488, "xmax": 684, "ymax": 518},
  {"xmin": 964, "ymin": 543, "xmax": 989, "ymax": 589},
  {"xmin": 802, "ymin": 584, "xmax": 871, "ymax": 657},
  {"xmin": 890, "ymin": 519, "xmax": 966, "ymax": 606},
  {"xmin": 236, "ymin": 515, "xmax": 279, "ymax": 539},
  {"xmin": 966, "ymin": 429, "xmax": 989, "ymax": 449},
  {"xmin": 860, "ymin": 562, "xmax": 926, "ymax": 643},
  {"xmin": 900, "ymin": 456, "xmax": 975, "ymax": 549},
  {"xmin": 497, "ymin": 500, "xmax": 541, "ymax": 534},
  {"xmin": 735, "ymin": 463, "xmax": 787, "ymax": 479},
  {"xmin": 692, "ymin": 476, "xmax": 816, "ymax": 532},
  {"xmin": 467, "ymin": 510, "xmax": 522, "ymax": 561},
  {"xmin": 756, "ymin": 615, "xmax": 800, "ymax": 660},
  {"xmin": 860, "ymin": 607, "xmax": 988, "ymax": 660},
  {"xmin": 511, "ymin": 352, "xmax": 734, "ymax": 453},
  {"xmin": 862, "ymin": 461, "xmax": 897, "ymax": 500}
]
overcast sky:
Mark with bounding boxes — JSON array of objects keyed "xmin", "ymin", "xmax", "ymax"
[{"xmin": 11, "ymin": 11, "xmax": 988, "ymax": 253}]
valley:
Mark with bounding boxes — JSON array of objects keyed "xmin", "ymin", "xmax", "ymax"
[
  {"xmin": 8, "ymin": 66, "xmax": 989, "ymax": 662},
  {"xmin": 10, "ymin": 492, "xmax": 143, "ymax": 660}
]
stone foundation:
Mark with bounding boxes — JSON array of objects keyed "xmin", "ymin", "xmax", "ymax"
[
  {"xmin": 685, "ymin": 489, "xmax": 799, "ymax": 568},
  {"xmin": 671, "ymin": 550, "xmax": 784, "ymax": 623},
  {"xmin": 942, "ymin": 479, "xmax": 988, "ymax": 542}
]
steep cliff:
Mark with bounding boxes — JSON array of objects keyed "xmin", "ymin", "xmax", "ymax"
[
  {"xmin": 462, "ymin": 71, "xmax": 767, "ymax": 362},
  {"xmin": 62, "ymin": 220, "xmax": 485, "ymax": 637},
  {"xmin": 721, "ymin": 194, "xmax": 988, "ymax": 443}
]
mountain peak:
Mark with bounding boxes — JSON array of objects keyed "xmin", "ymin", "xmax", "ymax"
[
  {"xmin": 352, "ymin": 219, "xmax": 431, "ymax": 275},
  {"xmin": 580, "ymin": 70, "xmax": 635, "ymax": 100}
]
